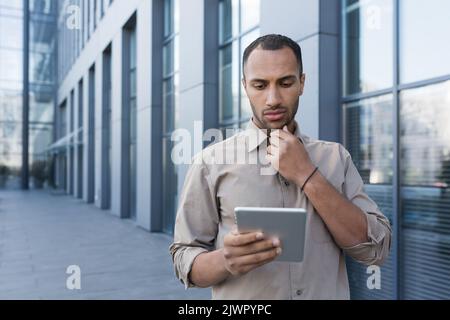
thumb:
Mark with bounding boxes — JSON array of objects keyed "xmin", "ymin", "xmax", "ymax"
[{"xmin": 283, "ymin": 125, "xmax": 289, "ymax": 133}]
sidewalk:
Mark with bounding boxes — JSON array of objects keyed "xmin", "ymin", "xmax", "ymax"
[{"xmin": 0, "ymin": 190, "xmax": 210, "ymax": 300}]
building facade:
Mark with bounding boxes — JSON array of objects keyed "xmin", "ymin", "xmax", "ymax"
[{"xmin": 2, "ymin": 0, "xmax": 449, "ymax": 299}]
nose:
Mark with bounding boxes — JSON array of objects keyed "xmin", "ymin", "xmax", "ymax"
[{"xmin": 266, "ymin": 86, "xmax": 282, "ymax": 108}]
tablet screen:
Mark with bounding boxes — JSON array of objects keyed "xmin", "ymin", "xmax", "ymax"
[{"xmin": 234, "ymin": 207, "xmax": 307, "ymax": 262}]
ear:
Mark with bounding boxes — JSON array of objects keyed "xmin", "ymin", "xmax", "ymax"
[
  {"xmin": 242, "ymin": 77, "xmax": 247, "ymax": 90},
  {"xmin": 299, "ymin": 73, "xmax": 306, "ymax": 96}
]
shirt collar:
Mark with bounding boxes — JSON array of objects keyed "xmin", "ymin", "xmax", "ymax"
[{"xmin": 244, "ymin": 118, "xmax": 305, "ymax": 153}]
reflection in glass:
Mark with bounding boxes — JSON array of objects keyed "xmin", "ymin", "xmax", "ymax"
[
  {"xmin": 343, "ymin": 0, "xmax": 393, "ymax": 95},
  {"xmin": 162, "ymin": 138, "xmax": 178, "ymax": 234},
  {"xmin": 344, "ymin": 95, "xmax": 395, "ymax": 299},
  {"xmin": 400, "ymin": 81, "xmax": 450, "ymax": 299},
  {"xmin": 219, "ymin": 0, "xmax": 239, "ymax": 43},
  {"xmin": 400, "ymin": 0, "xmax": 450, "ymax": 84},
  {"xmin": 162, "ymin": 0, "xmax": 180, "ymax": 234},
  {"xmin": 129, "ymin": 26, "xmax": 137, "ymax": 219},
  {"xmin": 219, "ymin": 41, "xmax": 239, "ymax": 123},
  {"xmin": 0, "ymin": 0, "xmax": 24, "ymax": 189},
  {"xmin": 345, "ymin": 95, "xmax": 393, "ymax": 186}
]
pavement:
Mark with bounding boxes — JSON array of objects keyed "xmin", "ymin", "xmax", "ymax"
[{"xmin": 0, "ymin": 190, "xmax": 211, "ymax": 300}]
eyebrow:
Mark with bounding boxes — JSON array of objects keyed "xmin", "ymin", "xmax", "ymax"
[{"xmin": 249, "ymin": 75, "xmax": 297, "ymax": 83}]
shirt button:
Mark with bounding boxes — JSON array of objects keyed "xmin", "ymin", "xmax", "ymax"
[{"xmin": 296, "ymin": 289, "xmax": 303, "ymax": 296}]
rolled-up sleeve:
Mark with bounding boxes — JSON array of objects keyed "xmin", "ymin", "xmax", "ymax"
[
  {"xmin": 340, "ymin": 147, "xmax": 392, "ymax": 266},
  {"xmin": 168, "ymin": 156, "xmax": 219, "ymax": 289}
]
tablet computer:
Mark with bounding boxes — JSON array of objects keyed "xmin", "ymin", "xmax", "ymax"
[{"xmin": 234, "ymin": 207, "xmax": 307, "ymax": 262}]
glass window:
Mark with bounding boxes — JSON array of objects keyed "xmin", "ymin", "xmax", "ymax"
[
  {"xmin": 345, "ymin": 95, "xmax": 394, "ymax": 186},
  {"xmin": 102, "ymin": 46, "xmax": 112, "ymax": 209},
  {"xmin": 128, "ymin": 24, "xmax": 137, "ymax": 219},
  {"xmin": 399, "ymin": 0, "xmax": 450, "ymax": 84},
  {"xmin": 400, "ymin": 81, "xmax": 450, "ymax": 299},
  {"xmin": 219, "ymin": 41, "xmax": 239, "ymax": 123},
  {"xmin": 343, "ymin": 0, "xmax": 393, "ymax": 96},
  {"xmin": 162, "ymin": 0, "xmax": 180, "ymax": 234},
  {"xmin": 219, "ymin": 0, "xmax": 260, "ymax": 129},
  {"xmin": 219, "ymin": 0, "xmax": 238, "ymax": 43},
  {"xmin": 0, "ymin": 1, "xmax": 24, "ymax": 189},
  {"xmin": 344, "ymin": 94, "xmax": 396, "ymax": 300}
]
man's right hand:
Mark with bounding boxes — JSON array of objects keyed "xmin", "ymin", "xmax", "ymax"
[{"xmin": 222, "ymin": 228, "xmax": 282, "ymax": 276}]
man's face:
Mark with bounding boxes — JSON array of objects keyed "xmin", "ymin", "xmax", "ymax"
[{"xmin": 242, "ymin": 46, "xmax": 306, "ymax": 130}]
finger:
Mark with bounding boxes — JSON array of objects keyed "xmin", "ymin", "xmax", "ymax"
[
  {"xmin": 225, "ymin": 231, "xmax": 265, "ymax": 247},
  {"xmin": 236, "ymin": 247, "xmax": 282, "ymax": 266},
  {"xmin": 283, "ymin": 125, "xmax": 289, "ymax": 133},
  {"xmin": 228, "ymin": 238, "xmax": 280, "ymax": 257},
  {"xmin": 239, "ymin": 259, "xmax": 271, "ymax": 275}
]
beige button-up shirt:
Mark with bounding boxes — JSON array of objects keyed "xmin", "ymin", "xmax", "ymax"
[{"xmin": 169, "ymin": 119, "xmax": 391, "ymax": 300}]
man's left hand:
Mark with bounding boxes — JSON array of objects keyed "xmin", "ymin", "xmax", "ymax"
[{"xmin": 266, "ymin": 126, "xmax": 315, "ymax": 186}]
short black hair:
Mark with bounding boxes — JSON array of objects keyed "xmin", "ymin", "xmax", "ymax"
[{"xmin": 242, "ymin": 34, "xmax": 303, "ymax": 76}]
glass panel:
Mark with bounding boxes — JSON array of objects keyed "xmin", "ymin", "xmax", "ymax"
[
  {"xmin": 164, "ymin": 0, "xmax": 173, "ymax": 37},
  {"xmin": 162, "ymin": 137, "xmax": 178, "ymax": 234},
  {"xmin": 163, "ymin": 79, "xmax": 174, "ymax": 134},
  {"xmin": 400, "ymin": 81, "xmax": 450, "ymax": 299},
  {"xmin": 240, "ymin": 28, "xmax": 260, "ymax": 119},
  {"xmin": 129, "ymin": 29, "xmax": 137, "ymax": 69},
  {"xmin": 129, "ymin": 69, "xmax": 136, "ymax": 97},
  {"xmin": 343, "ymin": 0, "xmax": 393, "ymax": 95},
  {"xmin": 0, "ymin": 95, "xmax": 22, "ymax": 189},
  {"xmin": 219, "ymin": 41, "xmax": 239, "ymax": 123},
  {"xmin": 163, "ymin": 40, "xmax": 174, "ymax": 77},
  {"xmin": 219, "ymin": 0, "xmax": 239, "ymax": 44},
  {"xmin": 345, "ymin": 95, "xmax": 394, "ymax": 187},
  {"xmin": 344, "ymin": 95, "xmax": 395, "ymax": 299},
  {"xmin": 173, "ymin": 72, "xmax": 179, "ymax": 130},
  {"xmin": 129, "ymin": 143, "xmax": 137, "ymax": 218},
  {"xmin": 400, "ymin": 0, "xmax": 450, "ymax": 84},
  {"xmin": 129, "ymin": 98, "xmax": 137, "ymax": 142},
  {"xmin": 240, "ymin": 0, "xmax": 260, "ymax": 32}
]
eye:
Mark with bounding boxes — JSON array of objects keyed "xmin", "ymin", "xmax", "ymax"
[
  {"xmin": 281, "ymin": 82, "xmax": 294, "ymax": 88},
  {"xmin": 253, "ymin": 83, "xmax": 266, "ymax": 90}
]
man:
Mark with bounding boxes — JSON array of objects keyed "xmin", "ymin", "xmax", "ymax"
[{"xmin": 169, "ymin": 34, "xmax": 391, "ymax": 299}]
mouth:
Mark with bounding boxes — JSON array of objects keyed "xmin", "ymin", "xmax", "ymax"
[{"xmin": 264, "ymin": 109, "xmax": 287, "ymax": 122}]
